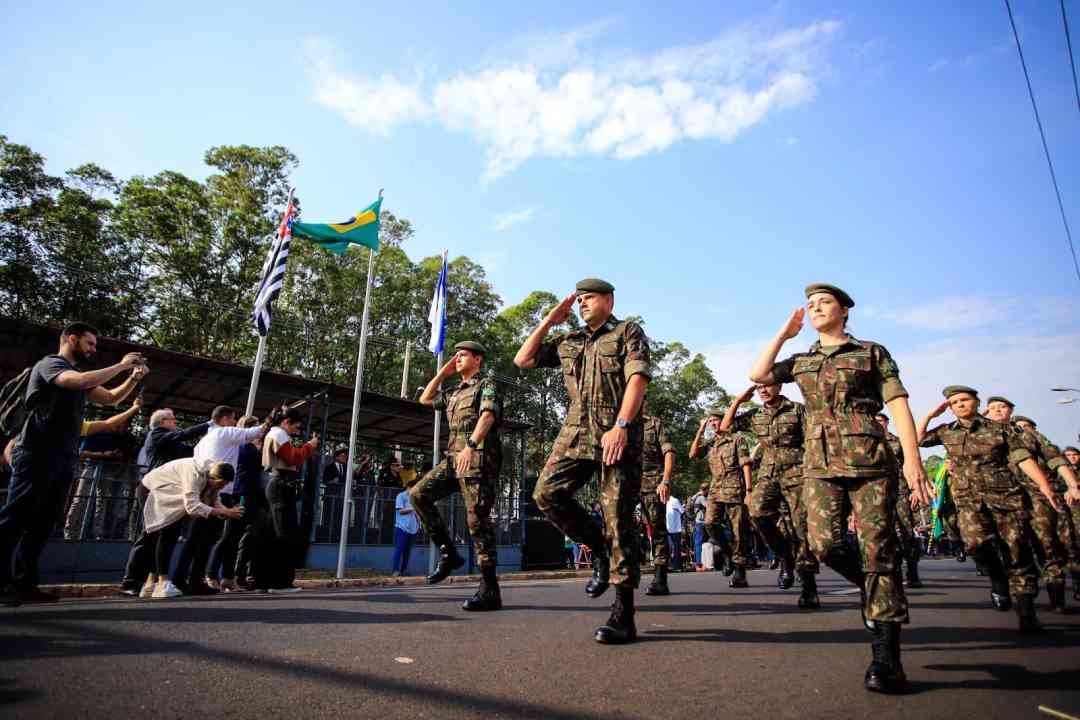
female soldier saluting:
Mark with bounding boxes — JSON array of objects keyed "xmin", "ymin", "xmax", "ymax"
[{"xmin": 749, "ymin": 283, "xmax": 931, "ymax": 695}]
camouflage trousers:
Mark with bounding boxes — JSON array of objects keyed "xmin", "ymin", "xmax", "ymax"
[
  {"xmin": 936, "ymin": 500, "xmax": 961, "ymax": 549},
  {"xmin": 409, "ymin": 459, "xmax": 497, "ymax": 569},
  {"xmin": 705, "ymin": 497, "xmax": 750, "ymax": 568},
  {"xmin": 640, "ymin": 489, "xmax": 669, "ymax": 568},
  {"xmin": 749, "ymin": 478, "xmax": 793, "ymax": 563},
  {"xmin": 894, "ymin": 489, "xmax": 919, "ymax": 559},
  {"xmin": 1023, "ymin": 488, "xmax": 1071, "ymax": 583},
  {"xmin": 781, "ymin": 479, "xmax": 820, "ymax": 574},
  {"xmin": 534, "ymin": 452, "xmax": 642, "ymax": 588},
  {"xmin": 805, "ymin": 475, "xmax": 908, "ymax": 624},
  {"xmin": 956, "ymin": 496, "xmax": 1037, "ymax": 598}
]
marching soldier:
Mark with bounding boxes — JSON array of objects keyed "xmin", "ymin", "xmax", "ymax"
[
  {"xmin": 641, "ymin": 412, "xmax": 676, "ymax": 596},
  {"xmin": 749, "ymin": 283, "xmax": 931, "ymax": 694},
  {"xmin": 1065, "ymin": 446, "xmax": 1080, "ymax": 601},
  {"xmin": 875, "ymin": 413, "xmax": 922, "ymax": 588},
  {"xmin": 514, "ymin": 279, "xmax": 652, "ymax": 644},
  {"xmin": 412, "ymin": 341, "xmax": 504, "ymax": 611},
  {"xmin": 721, "ymin": 383, "xmax": 821, "ymax": 607},
  {"xmin": 689, "ymin": 407, "xmax": 753, "ymax": 588}
]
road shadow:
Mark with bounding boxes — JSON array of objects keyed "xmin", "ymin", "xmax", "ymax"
[
  {"xmin": 0, "ymin": 677, "xmax": 42, "ymax": 708},
  {"xmin": 907, "ymin": 663, "xmax": 1080, "ymax": 694}
]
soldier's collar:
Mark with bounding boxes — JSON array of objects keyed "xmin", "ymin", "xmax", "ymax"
[
  {"xmin": 763, "ymin": 395, "xmax": 789, "ymax": 411},
  {"xmin": 808, "ymin": 335, "xmax": 861, "ymax": 355},
  {"xmin": 586, "ymin": 316, "xmax": 619, "ymax": 338},
  {"xmin": 957, "ymin": 415, "xmax": 981, "ymax": 429}
]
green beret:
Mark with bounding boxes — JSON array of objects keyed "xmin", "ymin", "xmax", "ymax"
[
  {"xmin": 576, "ymin": 278, "xmax": 614, "ymax": 294},
  {"xmin": 1013, "ymin": 415, "xmax": 1036, "ymax": 427},
  {"xmin": 986, "ymin": 395, "xmax": 1014, "ymax": 408},
  {"xmin": 1064, "ymin": 446, "xmax": 1080, "ymax": 454},
  {"xmin": 454, "ymin": 340, "xmax": 487, "ymax": 356},
  {"xmin": 942, "ymin": 385, "xmax": 979, "ymax": 399},
  {"xmin": 706, "ymin": 405, "xmax": 726, "ymax": 418},
  {"xmin": 804, "ymin": 283, "xmax": 854, "ymax": 308}
]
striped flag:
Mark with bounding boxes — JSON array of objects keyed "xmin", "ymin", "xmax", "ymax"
[
  {"xmin": 427, "ymin": 251, "xmax": 448, "ymax": 353},
  {"xmin": 253, "ymin": 191, "xmax": 296, "ymax": 337}
]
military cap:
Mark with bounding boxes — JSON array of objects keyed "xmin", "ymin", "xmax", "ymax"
[
  {"xmin": 576, "ymin": 278, "xmax": 615, "ymax": 294},
  {"xmin": 942, "ymin": 385, "xmax": 979, "ymax": 399},
  {"xmin": 1064, "ymin": 446, "xmax": 1079, "ymax": 454},
  {"xmin": 454, "ymin": 340, "xmax": 487, "ymax": 356},
  {"xmin": 706, "ymin": 405, "xmax": 727, "ymax": 418},
  {"xmin": 804, "ymin": 283, "xmax": 854, "ymax": 308},
  {"xmin": 985, "ymin": 395, "xmax": 1014, "ymax": 408},
  {"xmin": 1013, "ymin": 415, "xmax": 1036, "ymax": 427}
]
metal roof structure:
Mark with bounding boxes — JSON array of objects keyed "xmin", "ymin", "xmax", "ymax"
[{"xmin": 0, "ymin": 317, "xmax": 529, "ymax": 449}]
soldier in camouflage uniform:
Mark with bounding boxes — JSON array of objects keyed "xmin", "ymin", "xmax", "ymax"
[
  {"xmin": 750, "ymin": 284, "xmax": 932, "ymax": 694},
  {"xmin": 690, "ymin": 408, "xmax": 753, "ymax": 588},
  {"xmin": 875, "ymin": 413, "xmax": 922, "ymax": 588},
  {"xmin": 919, "ymin": 386, "xmax": 1062, "ymax": 630},
  {"xmin": 514, "ymin": 278, "xmax": 652, "ymax": 645},
  {"xmin": 722, "ymin": 383, "xmax": 822, "ymax": 608},
  {"xmin": 1064, "ymin": 446, "xmax": 1080, "ymax": 600},
  {"xmin": 984, "ymin": 397, "xmax": 1080, "ymax": 612},
  {"xmin": 412, "ymin": 341, "xmax": 504, "ymax": 611},
  {"xmin": 640, "ymin": 412, "xmax": 676, "ymax": 596}
]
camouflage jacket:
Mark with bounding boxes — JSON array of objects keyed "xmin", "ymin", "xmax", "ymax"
[
  {"xmin": 1011, "ymin": 425, "xmax": 1068, "ymax": 495},
  {"xmin": 435, "ymin": 375, "xmax": 502, "ymax": 478},
  {"xmin": 535, "ymin": 317, "xmax": 652, "ymax": 462},
  {"xmin": 641, "ymin": 415, "xmax": 675, "ymax": 491},
  {"xmin": 884, "ymin": 432, "xmax": 909, "ymax": 498},
  {"xmin": 701, "ymin": 432, "xmax": 750, "ymax": 502},
  {"xmin": 773, "ymin": 337, "xmax": 907, "ymax": 479},
  {"xmin": 919, "ymin": 416, "xmax": 1032, "ymax": 505},
  {"xmin": 731, "ymin": 396, "xmax": 805, "ymax": 481}
]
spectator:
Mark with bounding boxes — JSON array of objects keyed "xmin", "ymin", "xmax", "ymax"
[
  {"xmin": 323, "ymin": 445, "xmax": 350, "ymax": 486},
  {"xmin": 63, "ymin": 432, "xmax": 124, "ymax": 541},
  {"xmin": 144, "ymin": 408, "xmax": 211, "ymax": 472},
  {"xmin": 691, "ymin": 484, "xmax": 708, "ymax": 568},
  {"xmin": 135, "ymin": 459, "xmax": 244, "ymax": 599},
  {"xmin": 262, "ymin": 407, "xmax": 319, "ymax": 592},
  {"xmin": 206, "ymin": 415, "xmax": 261, "ymax": 592},
  {"xmin": 0, "ymin": 322, "xmax": 146, "ymax": 606},
  {"xmin": 392, "ymin": 468, "xmax": 419, "ymax": 577},
  {"xmin": 666, "ymin": 493, "xmax": 685, "ymax": 572},
  {"xmin": 233, "ymin": 417, "xmax": 268, "ymax": 591}
]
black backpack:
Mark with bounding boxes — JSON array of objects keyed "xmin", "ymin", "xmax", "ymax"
[{"xmin": 0, "ymin": 367, "xmax": 32, "ymax": 437}]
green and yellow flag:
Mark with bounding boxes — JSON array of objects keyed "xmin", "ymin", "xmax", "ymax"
[{"xmin": 293, "ymin": 196, "xmax": 382, "ymax": 254}]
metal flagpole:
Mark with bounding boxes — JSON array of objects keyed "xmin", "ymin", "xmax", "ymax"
[
  {"xmin": 336, "ymin": 243, "xmax": 378, "ymax": 579},
  {"xmin": 245, "ymin": 335, "xmax": 268, "ymax": 417},
  {"xmin": 428, "ymin": 350, "xmax": 444, "ymax": 575},
  {"xmin": 400, "ymin": 342, "xmax": 412, "ymax": 399}
]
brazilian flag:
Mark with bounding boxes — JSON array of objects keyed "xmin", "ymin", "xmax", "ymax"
[{"xmin": 293, "ymin": 196, "xmax": 382, "ymax": 254}]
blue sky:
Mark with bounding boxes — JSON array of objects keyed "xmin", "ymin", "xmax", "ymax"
[{"xmin": 4, "ymin": 1, "xmax": 1080, "ymax": 448}]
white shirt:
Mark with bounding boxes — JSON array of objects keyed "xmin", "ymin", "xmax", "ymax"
[
  {"xmin": 193, "ymin": 424, "xmax": 264, "ymax": 476},
  {"xmin": 666, "ymin": 497, "xmax": 685, "ymax": 534},
  {"xmin": 141, "ymin": 458, "xmax": 214, "ymax": 533},
  {"xmin": 395, "ymin": 490, "xmax": 420, "ymax": 534}
]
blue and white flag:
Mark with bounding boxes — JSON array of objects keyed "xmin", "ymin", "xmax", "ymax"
[
  {"xmin": 427, "ymin": 251, "xmax": 448, "ymax": 354},
  {"xmin": 252, "ymin": 191, "xmax": 296, "ymax": 337}
]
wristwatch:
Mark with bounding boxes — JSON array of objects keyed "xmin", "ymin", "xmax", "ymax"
[
  {"xmin": 466, "ymin": 438, "xmax": 479, "ymax": 450},
  {"xmin": 615, "ymin": 418, "xmax": 628, "ymax": 429}
]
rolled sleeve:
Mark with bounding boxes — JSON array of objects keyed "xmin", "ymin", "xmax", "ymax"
[
  {"xmin": 1008, "ymin": 447, "xmax": 1033, "ymax": 465},
  {"xmin": 479, "ymin": 380, "xmax": 501, "ymax": 419},
  {"xmin": 732, "ymin": 411, "xmax": 755, "ymax": 434},
  {"xmin": 873, "ymin": 344, "xmax": 909, "ymax": 403},
  {"xmin": 736, "ymin": 437, "xmax": 750, "ymax": 466},
  {"xmin": 658, "ymin": 425, "xmax": 674, "ymax": 455},
  {"xmin": 919, "ymin": 426, "xmax": 943, "ymax": 448},
  {"xmin": 622, "ymin": 322, "xmax": 652, "ymax": 382},
  {"xmin": 772, "ymin": 356, "xmax": 796, "ymax": 385},
  {"xmin": 534, "ymin": 337, "xmax": 562, "ymax": 369}
]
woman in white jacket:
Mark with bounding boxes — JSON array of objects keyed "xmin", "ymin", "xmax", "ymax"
[{"xmin": 137, "ymin": 459, "xmax": 243, "ymax": 598}]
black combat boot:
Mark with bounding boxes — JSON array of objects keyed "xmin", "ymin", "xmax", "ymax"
[
  {"xmin": 1072, "ymin": 571, "xmax": 1080, "ymax": 602},
  {"xmin": 645, "ymin": 565, "xmax": 670, "ymax": 596},
  {"xmin": 462, "ymin": 565, "xmax": 502, "ymax": 611},
  {"xmin": 769, "ymin": 555, "xmax": 781, "ymax": 570},
  {"xmin": 427, "ymin": 542, "xmax": 465, "ymax": 584},
  {"xmin": 797, "ymin": 571, "xmax": 820, "ymax": 609},
  {"xmin": 955, "ymin": 547, "xmax": 967, "ymax": 562},
  {"xmin": 722, "ymin": 557, "xmax": 735, "ymax": 577},
  {"xmin": 1016, "ymin": 595, "xmax": 1043, "ymax": 632},
  {"xmin": 594, "ymin": 586, "xmax": 637, "ymax": 644},
  {"xmin": 859, "ymin": 586, "xmax": 876, "ymax": 631},
  {"xmin": 990, "ymin": 575, "xmax": 1012, "ymax": 611},
  {"xmin": 777, "ymin": 554, "xmax": 795, "ymax": 590},
  {"xmin": 729, "ymin": 565, "xmax": 748, "ymax": 588},
  {"xmin": 1047, "ymin": 582, "xmax": 1067, "ymax": 614},
  {"xmin": 864, "ymin": 622, "xmax": 907, "ymax": 694},
  {"xmin": 905, "ymin": 549, "xmax": 923, "ymax": 589},
  {"xmin": 585, "ymin": 552, "xmax": 611, "ymax": 598}
]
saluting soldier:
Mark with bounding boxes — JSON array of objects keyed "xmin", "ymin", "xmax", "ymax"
[
  {"xmin": 919, "ymin": 387, "xmax": 1061, "ymax": 629},
  {"xmin": 749, "ymin": 283, "xmax": 931, "ymax": 695},
  {"xmin": 689, "ymin": 407, "xmax": 753, "ymax": 588},
  {"xmin": 721, "ymin": 382, "xmax": 821, "ymax": 608},
  {"xmin": 984, "ymin": 397, "xmax": 1080, "ymax": 612},
  {"xmin": 412, "ymin": 340, "xmax": 504, "ymax": 611},
  {"xmin": 875, "ymin": 413, "xmax": 922, "ymax": 589},
  {"xmin": 641, "ymin": 411, "xmax": 677, "ymax": 596},
  {"xmin": 514, "ymin": 279, "xmax": 652, "ymax": 645}
]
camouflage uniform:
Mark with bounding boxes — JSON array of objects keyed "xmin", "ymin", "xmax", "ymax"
[
  {"xmin": 920, "ymin": 417, "xmax": 1037, "ymax": 600},
  {"xmin": 410, "ymin": 375, "xmax": 502, "ymax": 568},
  {"xmin": 885, "ymin": 433, "xmax": 918, "ymax": 560},
  {"xmin": 732, "ymin": 397, "xmax": 819, "ymax": 573},
  {"xmin": 532, "ymin": 317, "xmax": 652, "ymax": 588},
  {"xmin": 1011, "ymin": 427, "xmax": 1077, "ymax": 582},
  {"xmin": 773, "ymin": 338, "xmax": 908, "ymax": 623},
  {"xmin": 700, "ymin": 432, "xmax": 752, "ymax": 568},
  {"xmin": 640, "ymin": 416, "xmax": 675, "ymax": 568}
]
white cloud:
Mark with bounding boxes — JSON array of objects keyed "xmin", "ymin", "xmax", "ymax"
[
  {"xmin": 307, "ymin": 18, "xmax": 840, "ymax": 180},
  {"xmin": 491, "ymin": 208, "xmax": 536, "ymax": 232},
  {"xmin": 866, "ymin": 295, "xmax": 1074, "ymax": 332}
]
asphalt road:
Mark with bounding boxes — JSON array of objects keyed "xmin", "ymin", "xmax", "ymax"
[{"xmin": 2, "ymin": 560, "xmax": 1079, "ymax": 720}]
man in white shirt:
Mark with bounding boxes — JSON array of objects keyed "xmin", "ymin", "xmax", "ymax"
[{"xmin": 666, "ymin": 495, "xmax": 685, "ymax": 572}]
